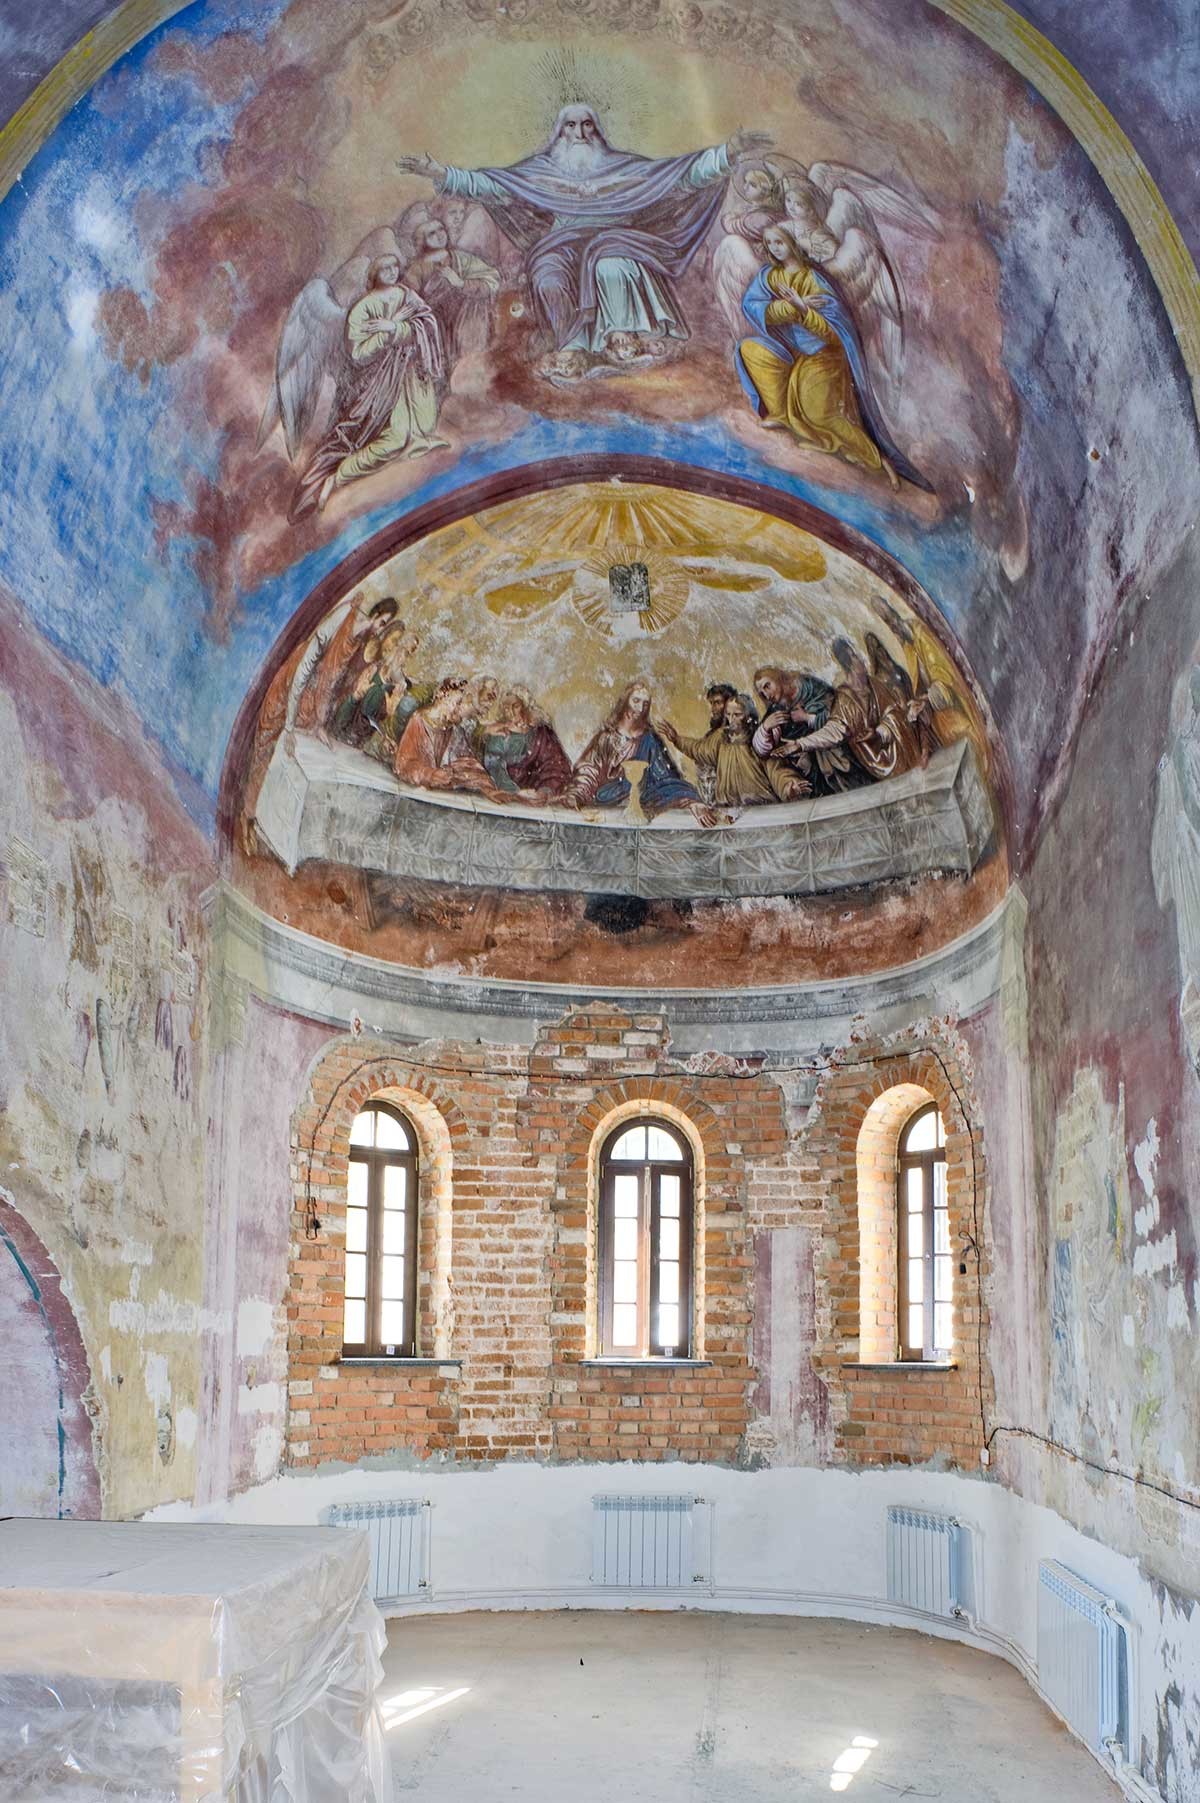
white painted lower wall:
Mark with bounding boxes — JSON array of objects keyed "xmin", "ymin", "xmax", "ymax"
[{"xmin": 153, "ymin": 1463, "xmax": 1190, "ymax": 1802}]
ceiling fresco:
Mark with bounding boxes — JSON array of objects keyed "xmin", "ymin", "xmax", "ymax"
[{"xmin": 0, "ymin": 0, "xmax": 1195, "ymax": 878}]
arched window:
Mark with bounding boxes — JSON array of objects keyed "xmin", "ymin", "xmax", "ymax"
[
  {"xmin": 898, "ymin": 1103, "xmax": 951, "ymax": 1361},
  {"xmin": 343, "ymin": 1101, "xmax": 418, "ymax": 1358},
  {"xmin": 598, "ymin": 1119, "xmax": 693, "ymax": 1358}
]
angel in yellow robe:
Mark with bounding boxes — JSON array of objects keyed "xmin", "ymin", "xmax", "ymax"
[{"xmin": 736, "ymin": 225, "xmax": 930, "ymax": 493}]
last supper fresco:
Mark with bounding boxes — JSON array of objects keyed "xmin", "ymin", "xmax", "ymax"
[{"xmin": 231, "ymin": 479, "xmax": 1002, "ymax": 983}]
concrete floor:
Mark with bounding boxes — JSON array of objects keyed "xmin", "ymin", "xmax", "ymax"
[{"xmin": 380, "ymin": 1610, "xmax": 1120, "ymax": 1800}]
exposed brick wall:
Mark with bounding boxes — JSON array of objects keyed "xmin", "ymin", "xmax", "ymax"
[
  {"xmin": 803, "ymin": 1037, "xmax": 994, "ymax": 1469},
  {"xmin": 281, "ymin": 1013, "xmax": 993, "ymax": 1476}
]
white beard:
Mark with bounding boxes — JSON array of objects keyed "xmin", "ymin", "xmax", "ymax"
[{"xmin": 548, "ymin": 136, "xmax": 613, "ymax": 176}]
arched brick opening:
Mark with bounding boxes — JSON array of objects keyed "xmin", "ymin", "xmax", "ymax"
[
  {"xmin": 582, "ymin": 1095, "xmax": 710, "ymax": 1360},
  {"xmin": 0, "ymin": 1195, "xmax": 100, "ymax": 1518},
  {"xmin": 857, "ymin": 1082, "xmax": 934, "ymax": 1363},
  {"xmin": 285, "ymin": 1040, "xmax": 464, "ymax": 1468},
  {"xmin": 807, "ymin": 1039, "xmax": 992, "ymax": 1468}
]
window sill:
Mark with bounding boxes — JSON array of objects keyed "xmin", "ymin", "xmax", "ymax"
[
  {"xmin": 337, "ymin": 1356, "xmax": 463, "ymax": 1370},
  {"xmin": 842, "ymin": 1360, "xmax": 958, "ymax": 1373},
  {"xmin": 578, "ymin": 1357, "xmax": 713, "ymax": 1369}
]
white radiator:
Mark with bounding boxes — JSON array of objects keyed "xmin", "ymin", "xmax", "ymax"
[
  {"xmin": 325, "ymin": 1498, "xmax": 431, "ymax": 1601},
  {"xmin": 886, "ymin": 1506, "xmax": 966, "ymax": 1618},
  {"xmin": 1037, "ymin": 1561, "xmax": 1127, "ymax": 1758},
  {"xmin": 591, "ymin": 1495, "xmax": 708, "ymax": 1589}
]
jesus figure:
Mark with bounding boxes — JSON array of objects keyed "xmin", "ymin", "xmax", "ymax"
[{"xmin": 398, "ymin": 107, "xmax": 768, "ymax": 373}]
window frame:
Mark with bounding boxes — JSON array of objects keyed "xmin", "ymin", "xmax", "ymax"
[
  {"xmin": 597, "ymin": 1118, "xmax": 693, "ymax": 1359},
  {"xmin": 896, "ymin": 1102, "xmax": 951, "ymax": 1363},
  {"xmin": 342, "ymin": 1100, "xmax": 419, "ymax": 1360}
]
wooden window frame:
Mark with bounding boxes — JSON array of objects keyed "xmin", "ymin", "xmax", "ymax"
[
  {"xmin": 597, "ymin": 1119, "xmax": 693, "ymax": 1359},
  {"xmin": 342, "ymin": 1101, "xmax": 419, "ymax": 1359},
  {"xmin": 896, "ymin": 1102, "xmax": 951, "ymax": 1363}
]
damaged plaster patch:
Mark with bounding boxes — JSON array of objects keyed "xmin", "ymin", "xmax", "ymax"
[
  {"xmin": 238, "ymin": 1380, "xmax": 282, "ymax": 1416},
  {"xmin": 175, "ymin": 1406, "xmax": 198, "ymax": 1450},
  {"xmin": 251, "ymin": 1420, "xmax": 282, "ymax": 1484},
  {"xmin": 236, "ymin": 1296, "xmax": 275, "ymax": 1357},
  {"xmin": 142, "ymin": 1352, "xmax": 170, "ymax": 1407}
]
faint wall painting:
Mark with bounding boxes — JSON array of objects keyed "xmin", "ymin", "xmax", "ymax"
[
  {"xmin": 235, "ymin": 482, "xmax": 996, "ymax": 931},
  {"xmin": 1153, "ymin": 657, "xmax": 1200, "ymax": 1073}
]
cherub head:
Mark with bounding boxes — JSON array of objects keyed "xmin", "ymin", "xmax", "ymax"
[
  {"xmin": 440, "ymin": 197, "xmax": 468, "ymax": 238},
  {"xmin": 762, "ymin": 225, "xmax": 802, "ymax": 268},
  {"xmin": 414, "ymin": 220, "xmax": 449, "ymax": 258},
  {"xmin": 368, "ymin": 253, "xmax": 402, "ymax": 290}
]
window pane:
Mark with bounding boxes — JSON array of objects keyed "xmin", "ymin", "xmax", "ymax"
[
  {"xmin": 647, "ymin": 1125, "xmax": 683, "ymax": 1161},
  {"xmin": 612, "ymin": 1303, "xmax": 638, "ymax": 1346},
  {"xmin": 657, "ymin": 1304, "xmax": 680, "ymax": 1348},
  {"xmin": 382, "ymin": 1164, "xmax": 407, "ymax": 1210},
  {"xmin": 934, "ymin": 1209, "xmax": 950, "ymax": 1254},
  {"xmin": 374, "ymin": 1110, "xmax": 411, "ymax": 1149},
  {"xmin": 659, "ymin": 1217, "xmax": 680, "ymax": 1260},
  {"xmin": 903, "ymin": 1109, "xmax": 936, "ymax": 1152},
  {"xmin": 345, "ymin": 1207, "xmax": 368, "ymax": 1252},
  {"xmin": 905, "ymin": 1167, "xmax": 924, "ymax": 1211},
  {"xmin": 934, "ymin": 1302, "xmax": 953, "ymax": 1350},
  {"xmin": 380, "ymin": 1254, "xmax": 406, "ymax": 1301},
  {"xmin": 907, "ymin": 1257, "xmax": 923, "ymax": 1303},
  {"xmin": 906, "ymin": 1212, "xmax": 924, "ymax": 1258},
  {"xmin": 934, "ymin": 1112, "xmax": 945, "ymax": 1148},
  {"xmin": 349, "ymin": 1111, "xmax": 375, "ymax": 1147},
  {"xmin": 381, "ymin": 1210, "xmax": 406, "ymax": 1255},
  {"xmin": 343, "ymin": 1298, "xmax": 366, "ymax": 1344},
  {"xmin": 344, "ymin": 1252, "xmax": 367, "ymax": 1299},
  {"xmin": 380, "ymin": 1299, "xmax": 405, "ymax": 1347},
  {"xmin": 933, "ymin": 1161, "xmax": 947, "ymax": 1209},
  {"xmin": 613, "ymin": 1261, "xmax": 638, "ymax": 1303},
  {"xmin": 906, "ymin": 1303, "xmax": 923, "ymax": 1349},
  {"xmin": 613, "ymin": 1217, "xmax": 638, "ymax": 1260},
  {"xmin": 347, "ymin": 1161, "xmax": 368, "ymax": 1207},
  {"xmin": 611, "ymin": 1126, "xmax": 645, "ymax": 1161},
  {"xmin": 659, "ymin": 1174, "xmax": 680, "ymax": 1217},
  {"xmin": 659, "ymin": 1262, "xmax": 679, "ymax": 1304},
  {"xmin": 613, "ymin": 1174, "xmax": 639, "ymax": 1217},
  {"xmin": 934, "ymin": 1256, "xmax": 953, "ymax": 1301}
]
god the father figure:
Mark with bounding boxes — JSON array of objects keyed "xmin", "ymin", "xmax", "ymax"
[{"xmin": 398, "ymin": 105, "xmax": 768, "ymax": 373}]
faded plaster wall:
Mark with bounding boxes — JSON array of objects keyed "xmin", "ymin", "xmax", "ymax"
[
  {"xmin": 0, "ymin": 596, "xmax": 214, "ymax": 1518},
  {"xmin": 1023, "ymin": 532, "xmax": 1200, "ymax": 1793}
]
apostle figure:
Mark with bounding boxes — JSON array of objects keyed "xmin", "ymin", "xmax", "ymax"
[
  {"xmin": 781, "ymin": 638, "xmax": 928, "ymax": 787},
  {"xmin": 404, "ymin": 218, "xmax": 501, "ymax": 363},
  {"xmin": 737, "ymin": 225, "xmax": 929, "ymax": 490},
  {"xmin": 398, "ymin": 107, "xmax": 768, "ymax": 375},
  {"xmin": 292, "ymin": 254, "xmax": 447, "ymax": 518},
  {"xmin": 565, "ymin": 681, "xmax": 715, "ymax": 823},
  {"xmin": 393, "ymin": 679, "xmax": 508, "ymax": 802},
  {"xmin": 478, "ymin": 690, "xmax": 573, "ymax": 801},
  {"xmin": 659, "ymin": 693, "xmax": 809, "ymax": 806}
]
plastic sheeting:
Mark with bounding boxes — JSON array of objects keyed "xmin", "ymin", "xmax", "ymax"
[{"xmin": 0, "ymin": 1520, "xmax": 393, "ymax": 1802}]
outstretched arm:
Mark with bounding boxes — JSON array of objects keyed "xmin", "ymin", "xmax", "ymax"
[{"xmin": 396, "ymin": 150, "xmax": 447, "ymax": 183}]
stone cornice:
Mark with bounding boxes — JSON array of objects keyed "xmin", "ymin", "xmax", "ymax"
[{"xmin": 207, "ymin": 879, "xmax": 1019, "ymax": 1055}]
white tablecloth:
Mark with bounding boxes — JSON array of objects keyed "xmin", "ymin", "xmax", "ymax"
[{"xmin": 0, "ymin": 1520, "xmax": 392, "ymax": 1802}]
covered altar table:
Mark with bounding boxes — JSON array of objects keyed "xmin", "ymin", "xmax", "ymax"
[{"xmin": 0, "ymin": 1519, "xmax": 392, "ymax": 1802}]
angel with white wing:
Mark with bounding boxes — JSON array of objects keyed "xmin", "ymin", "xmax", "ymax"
[{"xmin": 259, "ymin": 251, "xmax": 447, "ymax": 520}]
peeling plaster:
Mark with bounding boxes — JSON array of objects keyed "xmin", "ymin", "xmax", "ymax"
[{"xmin": 236, "ymin": 1297, "xmax": 275, "ymax": 1358}]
